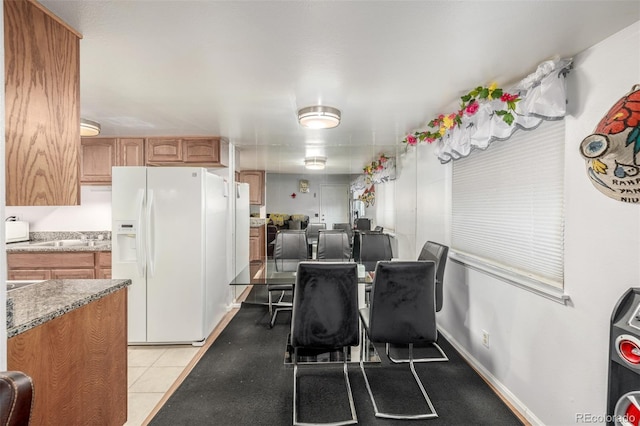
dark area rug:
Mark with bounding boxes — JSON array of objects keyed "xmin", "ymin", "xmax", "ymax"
[{"xmin": 150, "ymin": 301, "xmax": 524, "ymax": 425}]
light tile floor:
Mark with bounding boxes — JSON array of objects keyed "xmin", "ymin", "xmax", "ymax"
[{"xmin": 125, "ymin": 345, "xmax": 201, "ymax": 426}]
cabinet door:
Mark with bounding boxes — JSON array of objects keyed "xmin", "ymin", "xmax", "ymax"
[
  {"xmin": 5, "ymin": 0, "xmax": 80, "ymax": 205},
  {"xmin": 183, "ymin": 138, "xmax": 219, "ymax": 163},
  {"xmin": 249, "ymin": 226, "xmax": 265, "ymax": 261},
  {"xmin": 8, "ymin": 270, "xmax": 52, "ymax": 281},
  {"xmin": 97, "ymin": 268, "xmax": 112, "ymax": 279},
  {"xmin": 80, "ymin": 138, "xmax": 117, "ymax": 184},
  {"xmin": 239, "ymin": 171, "xmax": 265, "ymax": 205},
  {"xmin": 96, "ymin": 252, "xmax": 112, "ymax": 278},
  {"xmin": 51, "ymin": 269, "xmax": 96, "ymax": 279},
  {"xmin": 250, "ymin": 233, "xmax": 261, "ymax": 262},
  {"xmin": 146, "ymin": 138, "xmax": 183, "ymax": 163},
  {"xmin": 118, "ymin": 138, "xmax": 145, "ymax": 166}
]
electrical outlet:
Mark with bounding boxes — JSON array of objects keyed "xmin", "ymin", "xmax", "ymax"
[{"xmin": 481, "ymin": 330, "xmax": 490, "ymax": 348}]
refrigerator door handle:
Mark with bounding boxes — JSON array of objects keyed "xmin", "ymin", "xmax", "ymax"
[
  {"xmin": 135, "ymin": 188, "xmax": 146, "ymax": 278},
  {"xmin": 147, "ymin": 189, "xmax": 156, "ymax": 277}
]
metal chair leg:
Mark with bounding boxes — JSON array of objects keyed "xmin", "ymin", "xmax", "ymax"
[
  {"xmin": 268, "ymin": 289, "xmax": 292, "ymax": 328},
  {"xmin": 385, "ymin": 341, "xmax": 449, "ymax": 364},
  {"xmin": 360, "ymin": 343, "xmax": 438, "ymax": 420},
  {"xmin": 293, "ymin": 347, "xmax": 358, "ymax": 426}
]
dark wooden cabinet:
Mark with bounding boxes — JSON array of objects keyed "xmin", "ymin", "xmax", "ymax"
[{"xmin": 5, "ymin": 0, "xmax": 81, "ymax": 205}]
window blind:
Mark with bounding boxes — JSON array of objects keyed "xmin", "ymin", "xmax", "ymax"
[{"xmin": 451, "ymin": 119, "xmax": 565, "ymax": 288}]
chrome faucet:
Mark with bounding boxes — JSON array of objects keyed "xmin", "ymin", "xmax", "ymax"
[{"xmin": 72, "ymin": 231, "xmax": 88, "ymax": 241}]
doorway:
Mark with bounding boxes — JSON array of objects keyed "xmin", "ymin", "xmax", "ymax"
[{"xmin": 319, "ymin": 184, "xmax": 349, "ymax": 230}]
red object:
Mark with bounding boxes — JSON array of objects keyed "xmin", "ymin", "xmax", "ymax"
[
  {"xmin": 619, "ymin": 339, "xmax": 640, "ymax": 364},
  {"xmin": 624, "ymin": 401, "xmax": 640, "ymax": 426},
  {"xmin": 291, "ymin": 193, "xmax": 296, "ymax": 198}
]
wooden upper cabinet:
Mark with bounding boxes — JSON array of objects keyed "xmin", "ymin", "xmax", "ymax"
[
  {"xmin": 119, "ymin": 138, "xmax": 145, "ymax": 167},
  {"xmin": 5, "ymin": 0, "xmax": 81, "ymax": 205},
  {"xmin": 146, "ymin": 138, "xmax": 183, "ymax": 163},
  {"xmin": 80, "ymin": 137, "xmax": 145, "ymax": 185},
  {"xmin": 239, "ymin": 170, "xmax": 265, "ymax": 205},
  {"xmin": 146, "ymin": 137, "xmax": 229, "ymax": 167},
  {"xmin": 80, "ymin": 138, "xmax": 117, "ymax": 184}
]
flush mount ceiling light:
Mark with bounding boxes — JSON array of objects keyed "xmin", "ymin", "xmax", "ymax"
[
  {"xmin": 304, "ymin": 157, "xmax": 327, "ymax": 170},
  {"xmin": 80, "ymin": 118, "xmax": 101, "ymax": 136},
  {"xmin": 298, "ymin": 106, "xmax": 341, "ymax": 129}
]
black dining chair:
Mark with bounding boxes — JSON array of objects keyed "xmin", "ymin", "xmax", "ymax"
[
  {"xmin": 359, "ymin": 261, "xmax": 440, "ymax": 420},
  {"xmin": 305, "ymin": 222, "xmax": 326, "ymax": 258},
  {"xmin": 355, "ymin": 217, "xmax": 371, "ymax": 231},
  {"xmin": 317, "ymin": 229, "xmax": 351, "ymax": 262},
  {"xmin": 359, "ymin": 232, "xmax": 393, "ymax": 272},
  {"xmin": 268, "ymin": 230, "xmax": 308, "ymax": 328},
  {"xmin": 290, "ymin": 262, "xmax": 359, "ymax": 426},
  {"xmin": 383, "ymin": 241, "xmax": 450, "ymax": 364},
  {"xmin": 332, "ymin": 223, "xmax": 353, "ymax": 246}
]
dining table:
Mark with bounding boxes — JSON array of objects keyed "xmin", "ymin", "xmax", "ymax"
[{"xmin": 229, "ymin": 259, "xmax": 379, "ymax": 364}]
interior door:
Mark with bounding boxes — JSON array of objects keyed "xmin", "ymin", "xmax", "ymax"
[{"xmin": 319, "ymin": 184, "xmax": 349, "ymax": 230}]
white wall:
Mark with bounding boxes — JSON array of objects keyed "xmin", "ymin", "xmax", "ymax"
[
  {"xmin": 390, "ymin": 21, "xmax": 640, "ymax": 425},
  {"xmin": 5, "ymin": 186, "xmax": 112, "ymax": 231},
  {"xmin": 265, "ymin": 173, "xmax": 351, "ymax": 222}
]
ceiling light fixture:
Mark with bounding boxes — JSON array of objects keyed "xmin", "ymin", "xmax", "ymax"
[
  {"xmin": 80, "ymin": 118, "xmax": 101, "ymax": 137},
  {"xmin": 298, "ymin": 106, "xmax": 341, "ymax": 129},
  {"xmin": 304, "ymin": 157, "xmax": 327, "ymax": 170}
]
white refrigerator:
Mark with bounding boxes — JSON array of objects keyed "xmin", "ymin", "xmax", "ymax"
[{"xmin": 112, "ymin": 167, "xmax": 228, "ymax": 345}]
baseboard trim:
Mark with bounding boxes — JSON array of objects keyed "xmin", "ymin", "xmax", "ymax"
[{"xmin": 438, "ymin": 327, "xmax": 543, "ymax": 426}]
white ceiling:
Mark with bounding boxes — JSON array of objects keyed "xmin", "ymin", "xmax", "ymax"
[{"xmin": 39, "ymin": 0, "xmax": 640, "ymax": 174}]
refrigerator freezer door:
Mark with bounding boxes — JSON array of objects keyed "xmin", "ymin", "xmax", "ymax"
[
  {"xmin": 204, "ymin": 172, "xmax": 228, "ymax": 336},
  {"xmin": 112, "ymin": 166, "xmax": 148, "ymax": 343},
  {"xmin": 145, "ymin": 167, "xmax": 207, "ymax": 343}
]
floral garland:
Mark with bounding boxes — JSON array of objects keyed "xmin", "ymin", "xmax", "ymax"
[
  {"xmin": 363, "ymin": 153, "xmax": 390, "ymax": 178},
  {"xmin": 358, "ymin": 185, "xmax": 375, "ymax": 207},
  {"xmin": 403, "ymin": 83, "xmax": 520, "ymax": 146}
]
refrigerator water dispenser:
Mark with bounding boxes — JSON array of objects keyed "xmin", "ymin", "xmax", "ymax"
[{"xmin": 115, "ymin": 220, "xmax": 138, "ymax": 262}]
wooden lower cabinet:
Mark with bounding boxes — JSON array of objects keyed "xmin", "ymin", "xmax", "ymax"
[
  {"xmin": 250, "ymin": 226, "xmax": 265, "ymax": 262},
  {"xmin": 8, "ymin": 288, "xmax": 128, "ymax": 426},
  {"xmin": 7, "ymin": 251, "xmax": 112, "ymax": 280}
]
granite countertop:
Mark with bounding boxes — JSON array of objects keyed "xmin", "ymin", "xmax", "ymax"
[
  {"xmin": 6, "ymin": 230, "xmax": 112, "ymax": 253},
  {"xmin": 6, "ymin": 241, "xmax": 112, "ymax": 253},
  {"xmin": 250, "ymin": 218, "xmax": 266, "ymax": 227},
  {"xmin": 6, "ymin": 279, "xmax": 131, "ymax": 338}
]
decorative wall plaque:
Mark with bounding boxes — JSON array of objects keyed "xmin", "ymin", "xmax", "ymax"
[
  {"xmin": 580, "ymin": 84, "xmax": 640, "ymax": 203},
  {"xmin": 299, "ymin": 179, "xmax": 309, "ymax": 193}
]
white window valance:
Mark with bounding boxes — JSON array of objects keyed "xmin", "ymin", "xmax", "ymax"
[
  {"xmin": 434, "ymin": 57, "xmax": 573, "ymax": 164},
  {"xmin": 350, "ymin": 156, "xmax": 396, "ymax": 198}
]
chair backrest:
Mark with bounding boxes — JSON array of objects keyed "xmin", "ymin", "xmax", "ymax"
[
  {"xmin": 359, "ymin": 232, "xmax": 393, "ymax": 271},
  {"xmin": 367, "ymin": 261, "xmax": 437, "ymax": 345},
  {"xmin": 290, "ymin": 262, "xmax": 359, "ymax": 349},
  {"xmin": 0, "ymin": 371, "xmax": 34, "ymax": 426},
  {"xmin": 332, "ymin": 223, "xmax": 353, "ymax": 242},
  {"xmin": 317, "ymin": 229, "xmax": 351, "ymax": 262},
  {"xmin": 417, "ymin": 241, "xmax": 449, "ymax": 312},
  {"xmin": 355, "ymin": 218, "xmax": 371, "ymax": 231},
  {"xmin": 273, "ymin": 230, "xmax": 308, "ymax": 271},
  {"xmin": 305, "ymin": 222, "xmax": 326, "ymax": 243}
]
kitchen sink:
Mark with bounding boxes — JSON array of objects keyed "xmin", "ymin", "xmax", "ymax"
[
  {"xmin": 7, "ymin": 280, "xmax": 45, "ymax": 291},
  {"xmin": 29, "ymin": 239, "xmax": 110, "ymax": 248}
]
